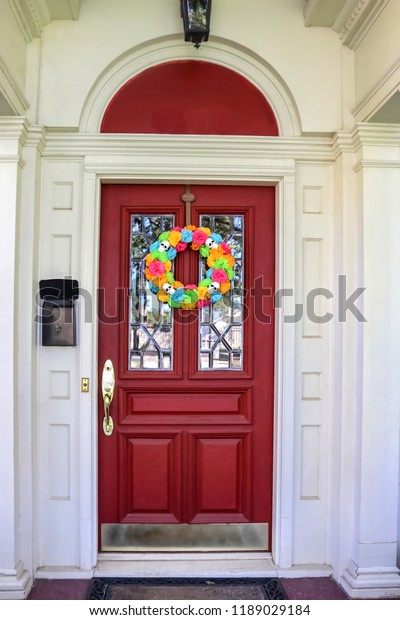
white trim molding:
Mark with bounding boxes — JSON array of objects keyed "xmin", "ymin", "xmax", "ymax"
[
  {"xmin": 0, "ymin": 54, "xmax": 29, "ymax": 114},
  {"xmin": 7, "ymin": 0, "xmax": 49, "ymax": 42},
  {"xmin": 0, "ymin": 563, "xmax": 31, "ymax": 601},
  {"xmin": 304, "ymin": 0, "xmax": 390, "ymax": 50},
  {"xmin": 8, "ymin": 0, "xmax": 82, "ymax": 43},
  {"xmin": 352, "ymin": 56, "xmax": 400, "ymax": 122},
  {"xmin": 342, "ymin": 560, "xmax": 400, "ymax": 599},
  {"xmin": 336, "ymin": 0, "xmax": 390, "ymax": 49}
]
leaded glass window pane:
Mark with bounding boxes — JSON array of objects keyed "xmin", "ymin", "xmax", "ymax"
[
  {"xmin": 198, "ymin": 214, "xmax": 244, "ymax": 370},
  {"xmin": 129, "ymin": 214, "xmax": 174, "ymax": 370}
]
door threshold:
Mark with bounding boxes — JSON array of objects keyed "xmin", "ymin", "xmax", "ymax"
[{"xmin": 96, "ymin": 551, "xmax": 277, "ymax": 578}]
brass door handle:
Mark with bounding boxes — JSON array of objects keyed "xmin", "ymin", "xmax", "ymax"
[{"xmin": 102, "ymin": 359, "xmax": 115, "ymax": 436}]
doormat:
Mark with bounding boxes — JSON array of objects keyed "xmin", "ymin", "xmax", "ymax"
[{"xmin": 87, "ymin": 577, "xmax": 288, "ymax": 600}]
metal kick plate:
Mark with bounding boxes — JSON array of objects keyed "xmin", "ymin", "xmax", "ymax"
[{"xmin": 101, "ymin": 523, "xmax": 269, "ymax": 552}]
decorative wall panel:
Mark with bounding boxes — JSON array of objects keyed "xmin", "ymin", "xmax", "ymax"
[
  {"xmin": 301, "ymin": 372, "xmax": 322, "ymax": 401},
  {"xmin": 293, "ymin": 163, "xmax": 332, "ymax": 564},
  {"xmin": 38, "ymin": 160, "xmax": 82, "ymax": 567},
  {"xmin": 48, "ymin": 370, "xmax": 70, "ymax": 400},
  {"xmin": 52, "ymin": 182, "xmax": 74, "ymax": 210},
  {"xmin": 303, "ymin": 186, "xmax": 323, "ymax": 214},
  {"xmin": 300, "ymin": 425, "xmax": 320, "ymax": 500},
  {"xmin": 302, "ymin": 237, "xmax": 323, "ymax": 338},
  {"xmin": 50, "ymin": 234, "xmax": 72, "ymax": 275},
  {"xmin": 49, "ymin": 424, "xmax": 70, "ymax": 500}
]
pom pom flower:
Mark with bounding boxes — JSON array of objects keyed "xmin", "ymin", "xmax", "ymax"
[{"xmin": 144, "ymin": 226, "xmax": 236, "ymax": 310}]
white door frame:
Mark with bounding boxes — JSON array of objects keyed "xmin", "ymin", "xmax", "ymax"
[{"xmin": 79, "ymin": 160, "xmax": 297, "ymax": 572}]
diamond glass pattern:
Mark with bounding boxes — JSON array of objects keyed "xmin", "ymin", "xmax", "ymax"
[
  {"xmin": 199, "ymin": 214, "xmax": 244, "ymax": 370},
  {"xmin": 129, "ymin": 215, "xmax": 174, "ymax": 370}
]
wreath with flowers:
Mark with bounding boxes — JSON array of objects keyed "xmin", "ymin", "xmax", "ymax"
[{"xmin": 144, "ymin": 225, "xmax": 236, "ymax": 310}]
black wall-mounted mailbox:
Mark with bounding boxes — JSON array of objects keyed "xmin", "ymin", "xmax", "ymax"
[{"xmin": 39, "ymin": 279, "xmax": 79, "ymax": 346}]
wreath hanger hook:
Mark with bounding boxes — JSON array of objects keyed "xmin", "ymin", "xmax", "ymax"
[{"xmin": 181, "ymin": 184, "xmax": 196, "ymax": 226}]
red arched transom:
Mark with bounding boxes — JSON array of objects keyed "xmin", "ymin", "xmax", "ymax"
[{"xmin": 100, "ymin": 60, "xmax": 279, "ymax": 135}]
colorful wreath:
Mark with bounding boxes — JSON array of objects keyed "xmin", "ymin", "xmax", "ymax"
[{"xmin": 144, "ymin": 225, "xmax": 236, "ymax": 310}]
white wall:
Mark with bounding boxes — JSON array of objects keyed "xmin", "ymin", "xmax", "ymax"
[{"xmin": 34, "ymin": 0, "xmax": 344, "ymax": 132}]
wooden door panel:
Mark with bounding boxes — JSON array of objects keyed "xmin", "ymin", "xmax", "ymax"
[
  {"xmin": 120, "ymin": 386, "xmax": 252, "ymax": 425},
  {"xmin": 188, "ymin": 432, "xmax": 251, "ymax": 523},
  {"xmin": 120, "ymin": 431, "xmax": 182, "ymax": 523}
]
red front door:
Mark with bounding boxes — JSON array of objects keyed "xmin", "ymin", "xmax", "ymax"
[{"xmin": 98, "ymin": 184, "xmax": 275, "ymax": 550}]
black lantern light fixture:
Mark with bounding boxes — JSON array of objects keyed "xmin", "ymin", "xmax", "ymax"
[{"xmin": 181, "ymin": 0, "xmax": 212, "ymax": 49}]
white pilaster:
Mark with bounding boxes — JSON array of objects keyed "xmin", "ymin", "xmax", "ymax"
[
  {"xmin": 341, "ymin": 123, "xmax": 400, "ymax": 599},
  {"xmin": 18, "ymin": 126, "xmax": 46, "ymax": 586},
  {"xmin": 0, "ymin": 118, "xmax": 31, "ymax": 599},
  {"xmin": 330, "ymin": 134, "xmax": 359, "ymax": 583}
]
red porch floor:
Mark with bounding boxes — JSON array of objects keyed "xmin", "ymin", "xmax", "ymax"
[{"xmin": 27, "ymin": 577, "xmax": 349, "ymax": 600}]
